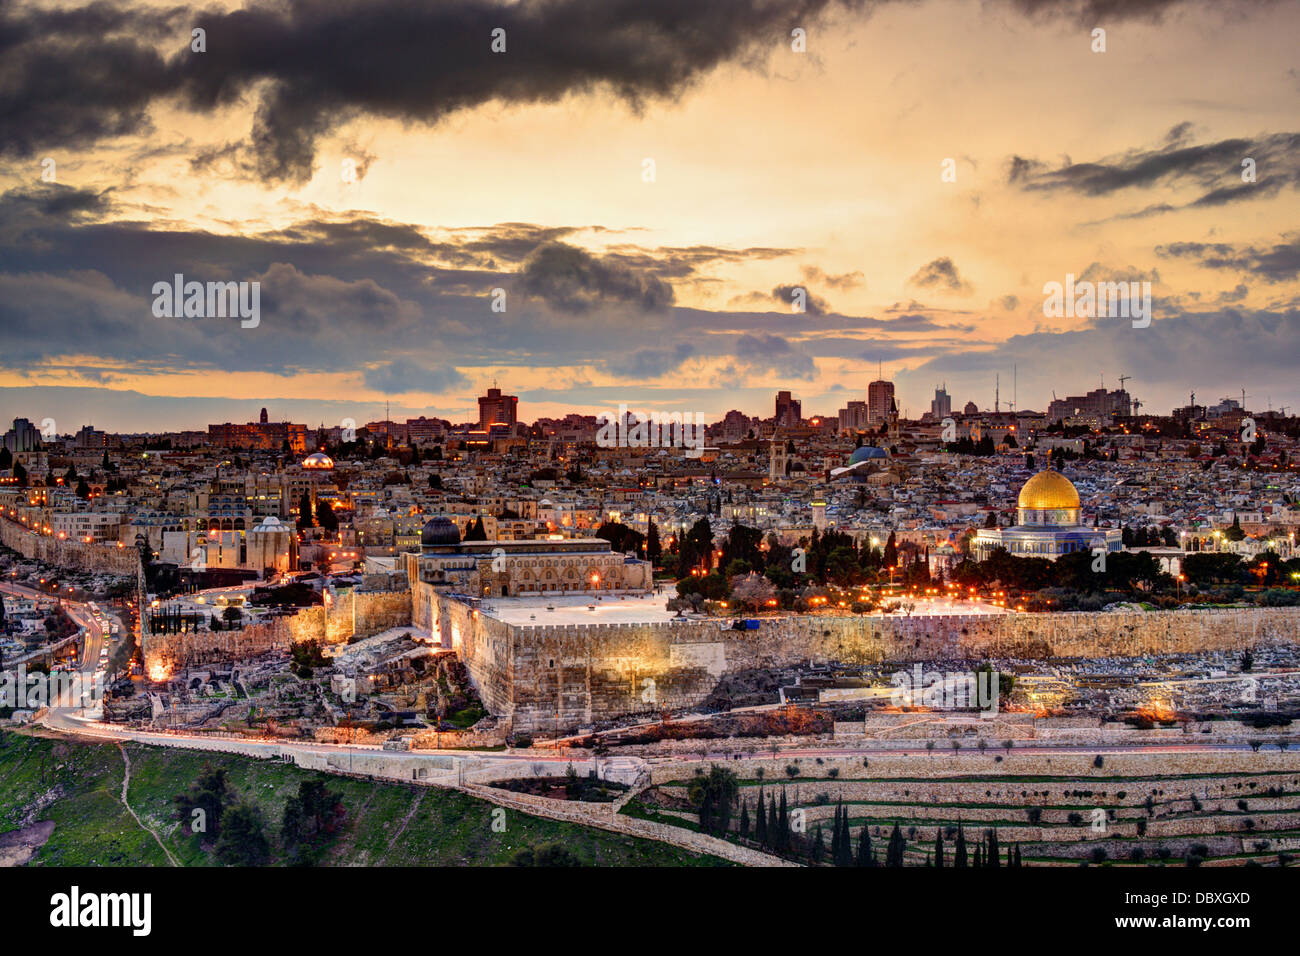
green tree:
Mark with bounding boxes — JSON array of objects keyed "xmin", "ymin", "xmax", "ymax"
[
  {"xmin": 316, "ymin": 499, "xmax": 338, "ymax": 533},
  {"xmin": 856, "ymin": 825, "xmax": 873, "ymax": 867},
  {"xmin": 886, "ymin": 823, "xmax": 906, "ymax": 867},
  {"xmin": 646, "ymin": 520, "xmax": 662, "ymax": 565},
  {"xmin": 687, "ymin": 765, "xmax": 739, "ymax": 836},
  {"xmin": 173, "ymin": 764, "xmax": 231, "ymax": 837},
  {"xmin": 214, "ymin": 803, "xmax": 271, "ymax": 865}
]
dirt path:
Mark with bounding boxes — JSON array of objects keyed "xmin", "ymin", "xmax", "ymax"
[
  {"xmin": 380, "ymin": 789, "xmax": 426, "ymax": 862},
  {"xmin": 116, "ymin": 742, "xmax": 180, "ymax": 867}
]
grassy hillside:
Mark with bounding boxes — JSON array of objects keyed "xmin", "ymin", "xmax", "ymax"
[{"xmin": 0, "ymin": 732, "xmax": 724, "ymax": 867}]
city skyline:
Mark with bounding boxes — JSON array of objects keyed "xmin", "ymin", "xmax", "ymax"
[{"xmin": 2, "ymin": 0, "xmax": 1298, "ymax": 431}]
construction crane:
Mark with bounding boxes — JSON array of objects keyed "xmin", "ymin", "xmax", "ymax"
[{"xmin": 1118, "ymin": 374, "xmax": 1130, "ymax": 391}]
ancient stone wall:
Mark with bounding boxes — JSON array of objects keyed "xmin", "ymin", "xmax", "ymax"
[
  {"xmin": 0, "ymin": 517, "xmax": 136, "ymax": 575},
  {"xmin": 145, "ymin": 589, "xmax": 410, "ymax": 672},
  {"xmin": 416, "ymin": 585, "xmax": 1300, "ymax": 733}
]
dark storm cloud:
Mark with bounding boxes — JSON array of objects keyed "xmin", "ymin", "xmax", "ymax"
[
  {"xmin": 1005, "ymin": 0, "xmax": 1281, "ymax": 23},
  {"xmin": 1007, "ymin": 127, "xmax": 1300, "ymax": 207},
  {"xmin": 0, "ymin": 0, "xmax": 181, "ymax": 157},
  {"xmin": 1, "ymin": 0, "xmax": 876, "ymax": 183},
  {"xmin": 3, "ymin": 0, "xmax": 1250, "ymax": 184},
  {"xmin": 0, "ymin": 184, "xmax": 846, "ymax": 384},
  {"xmin": 907, "ymin": 257, "xmax": 972, "ymax": 295},
  {"xmin": 1156, "ymin": 236, "xmax": 1300, "ymax": 283},
  {"xmin": 515, "ymin": 242, "xmax": 675, "ymax": 312}
]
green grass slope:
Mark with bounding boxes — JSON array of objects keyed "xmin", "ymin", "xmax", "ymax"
[{"xmin": 0, "ymin": 732, "xmax": 724, "ymax": 867}]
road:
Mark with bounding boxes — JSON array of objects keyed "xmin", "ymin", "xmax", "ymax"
[{"xmin": 0, "ymin": 581, "xmax": 119, "ymax": 674}]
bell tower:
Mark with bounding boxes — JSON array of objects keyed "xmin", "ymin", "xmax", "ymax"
[{"xmin": 769, "ymin": 438, "xmax": 788, "ymax": 482}]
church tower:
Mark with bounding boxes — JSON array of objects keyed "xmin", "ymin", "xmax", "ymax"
[{"xmin": 769, "ymin": 437, "xmax": 788, "ymax": 482}]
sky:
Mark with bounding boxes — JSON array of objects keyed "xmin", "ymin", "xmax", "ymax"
[{"xmin": 1, "ymin": 0, "xmax": 1298, "ymax": 433}]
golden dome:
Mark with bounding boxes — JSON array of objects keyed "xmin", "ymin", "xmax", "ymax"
[{"xmin": 1017, "ymin": 469, "xmax": 1079, "ymax": 510}]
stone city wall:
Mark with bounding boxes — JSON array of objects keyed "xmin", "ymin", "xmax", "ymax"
[
  {"xmin": 412, "ymin": 582, "xmax": 515, "ymax": 718},
  {"xmin": 0, "ymin": 517, "xmax": 137, "ymax": 575},
  {"xmin": 145, "ymin": 589, "xmax": 411, "ymax": 672},
  {"xmin": 417, "ymin": 584, "xmax": 1300, "ymax": 734}
]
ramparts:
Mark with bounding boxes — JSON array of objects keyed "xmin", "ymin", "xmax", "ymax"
[{"xmin": 414, "ymin": 581, "xmax": 1300, "ymax": 734}]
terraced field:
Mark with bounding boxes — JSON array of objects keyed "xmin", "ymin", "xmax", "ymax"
[{"xmin": 625, "ymin": 762, "xmax": 1300, "ymax": 867}]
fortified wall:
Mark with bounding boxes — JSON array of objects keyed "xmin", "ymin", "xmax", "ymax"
[
  {"xmin": 0, "ymin": 517, "xmax": 137, "ymax": 575},
  {"xmin": 145, "ymin": 587, "xmax": 411, "ymax": 672},
  {"xmin": 414, "ymin": 581, "xmax": 1300, "ymax": 734}
]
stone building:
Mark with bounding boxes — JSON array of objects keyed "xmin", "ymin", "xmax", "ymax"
[{"xmin": 402, "ymin": 516, "xmax": 652, "ymax": 598}]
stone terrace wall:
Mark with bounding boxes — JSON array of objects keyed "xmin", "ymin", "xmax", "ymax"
[
  {"xmin": 647, "ymin": 748, "xmax": 1300, "ymax": 785},
  {"xmin": 0, "ymin": 517, "xmax": 136, "ymax": 575}
]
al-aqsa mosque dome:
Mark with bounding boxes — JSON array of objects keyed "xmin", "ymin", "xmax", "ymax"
[
  {"xmin": 421, "ymin": 516, "xmax": 462, "ymax": 548},
  {"xmin": 973, "ymin": 468, "xmax": 1120, "ymax": 562}
]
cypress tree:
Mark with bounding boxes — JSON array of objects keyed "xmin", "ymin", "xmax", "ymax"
[
  {"xmin": 755, "ymin": 789, "xmax": 768, "ymax": 847},
  {"xmin": 954, "ymin": 822, "xmax": 968, "ymax": 868},
  {"xmin": 739, "ymin": 800, "xmax": 750, "ymax": 838},
  {"xmin": 856, "ymin": 826, "xmax": 872, "ymax": 867},
  {"xmin": 974, "ymin": 844, "xmax": 982, "ymax": 868},
  {"xmin": 777, "ymin": 789, "xmax": 789, "ymax": 852},
  {"xmin": 1014, "ymin": 843, "xmax": 1023, "ymax": 868},
  {"xmin": 886, "ymin": 823, "xmax": 906, "ymax": 867},
  {"xmin": 811, "ymin": 825, "xmax": 825, "ymax": 864},
  {"xmin": 835, "ymin": 808, "xmax": 854, "ymax": 867},
  {"xmin": 934, "ymin": 830, "xmax": 945, "ymax": 868},
  {"xmin": 987, "ymin": 829, "xmax": 1000, "ymax": 868}
]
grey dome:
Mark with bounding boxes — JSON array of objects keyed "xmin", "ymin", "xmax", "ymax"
[{"xmin": 421, "ymin": 516, "xmax": 461, "ymax": 547}]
